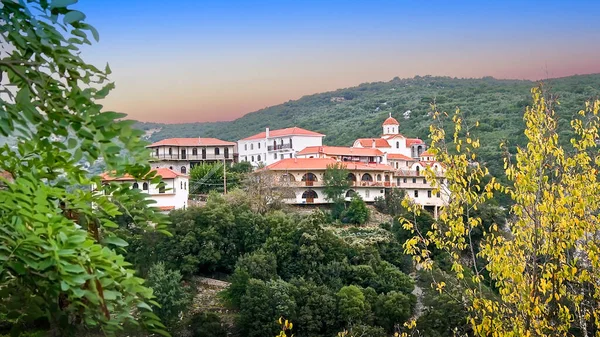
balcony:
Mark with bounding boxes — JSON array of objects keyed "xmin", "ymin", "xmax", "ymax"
[
  {"xmin": 268, "ymin": 143, "xmax": 292, "ymax": 151},
  {"xmin": 150, "ymin": 153, "xmax": 233, "ymax": 161}
]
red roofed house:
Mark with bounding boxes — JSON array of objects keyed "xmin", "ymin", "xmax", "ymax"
[
  {"xmin": 146, "ymin": 137, "xmax": 237, "ymax": 175},
  {"xmin": 100, "ymin": 168, "xmax": 189, "ymax": 212},
  {"xmin": 237, "ymin": 127, "xmax": 325, "ymax": 167},
  {"xmin": 352, "ymin": 113, "xmax": 427, "ymax": 160},
  {"xmin": 296, "ymin": 146, "xmax": 385, "ymax": 164},
  {"xmin": 263, "ymin": 158, "xmax": 396, "ymax": 203}
]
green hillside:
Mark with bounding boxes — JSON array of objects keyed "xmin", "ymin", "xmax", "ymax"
[{"xmin": 135, "ymin": 74, "xmax": 600, "ymax": 176}]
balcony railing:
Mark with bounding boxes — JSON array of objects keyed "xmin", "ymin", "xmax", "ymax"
[
  {"xmin": 268, "ymin": 143, "xmax": 292, "ymax": 151},
  {"xmin": 150, "ymin": 153, "xmax": 233, "ymax": 161}
]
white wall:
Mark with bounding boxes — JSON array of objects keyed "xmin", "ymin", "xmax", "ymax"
[
  {"xmin": 238, "ymin": 135, "xmax": 324, "ymax": 167},
  {"xmin": 104, "ymin": 176, "xmax": 189, "ymax": 211}
]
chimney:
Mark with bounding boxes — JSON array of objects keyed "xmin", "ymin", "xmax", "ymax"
[
  {"xmin": 265, "ymin": 127, "xmax": 270, "ymax": 139},
  {"xmin": 371, "ymin": 139, "xmax": 376, "ymax": 148}
]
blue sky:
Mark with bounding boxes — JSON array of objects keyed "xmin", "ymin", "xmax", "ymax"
[{"xmin": 72, "ymin": 0, "xmax": 600, "ymax": 122}]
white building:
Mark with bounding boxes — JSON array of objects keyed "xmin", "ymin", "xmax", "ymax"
[
  {"xmin": 100, "ymin": 168, "xmax": 189, "ymax": 212},
  {"xmin": 352, "ymin": 113, "xmax": 427, "ymax": 159},
  {"xmin": 146, "ymin": 138, "xmax": 237, "ymax": 175},
  {"xmin": 237, "ymin": 127, "xmax": 325, "ymax": 167}
]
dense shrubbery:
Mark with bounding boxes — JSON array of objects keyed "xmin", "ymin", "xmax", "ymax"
[{"xmin": 125, "ymin": 192, "xmax": 452, "ymax": 336}]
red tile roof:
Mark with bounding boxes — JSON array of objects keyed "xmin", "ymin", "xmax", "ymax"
[
  {"xmin": 158, "ymin": 206, "xmax": 175, "ymax": 211},
  {"xmin": 387, "ymin": 153, "xmax": 415, "ymax": 160},
  {"xmin": 420, "ymin": 150, "xmax": 434, "ymax": 157},
  {"xmin": 100, "ymin": 168, "xmax": 188, "ymax": 181},
  {"xmin": 147, "ymin": 138, "xmax": 235, "ymax": 147},
  {"xmin": 264, "ymin": 158, "xmax": 394, "ymax": 172},
  {"xmin": 297, "ymin": 146, "xmax": 384, "ymax": 157},
  {"xmin": 241, "ymin": 127, "xmax": 325, "ymax": 141},
  {"xmin": 355, "ymin": 138, "xmax": 391, "ymax": 148},
  {"xmin": 383, "ymin": 116, "xmax": 400, "ymax": 126},
  {"xmin": 406, "ymin": 138, "xmax": 424, "ymax": 146}
]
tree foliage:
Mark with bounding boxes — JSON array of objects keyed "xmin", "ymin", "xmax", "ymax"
[
  {"xmin": 145, "ymin": 263, "xmax": 191, "ymax": 327},
  {"xmin": 343, "ymin": 195, "xmax": 370, "ymax": 225},
  {"xmin": 403, "ymin": 86, "xmax": 600, "ymax": 336},
  {"xmin": 0, "ymin": 1, "xmax": 168, "ymax": 335}
]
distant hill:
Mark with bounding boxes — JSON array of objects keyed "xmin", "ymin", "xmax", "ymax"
[{"xmin": 134, "ymin": 74, "xmax": 600, "ymax": 177}]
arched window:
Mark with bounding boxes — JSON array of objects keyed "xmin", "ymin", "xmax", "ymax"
[
  {"xmin": 385, "ymin": 174, "xmax": 390, "ymax": 181},
  {"xmin": 169, "ymin": 166, "xmax": 173, "ymax": 170},
  {"xmin": 361, "ymin": 173, "xmax": 373, "ymax": 181},
  {"xmin": 396, "ymin": 141, "xmax": 399, "ymax": 149},
  {"xmin": 181, "ymin": 166, "xmax": 187, "ymax": 174},
  {"xmin": 142, "ymin": 182, "xmax": 148, "ymax": 190},
  {"xmin": 376, "ymin": 174, "xmax": 382, "ymax": 181},
  {"xmin": 345, "ymin": 190, "xmax": 356, "ymax": 198},
  {"xmin": 132, "ymin": 182, "xmax": 139, "ymax": 189},
  {"xmin": 301, "ymin": 173, "xmax": 318, "ymax": 181},
  {"xmin": 347, "ymin": 173, "xmax": 357, "ymax": 181},
  {"xmin": 159, "ymin": 185, "xmax": 165, "ymax": 194},
  {"xmin": 258, "ymin": 155, "xmax": 261, "ymax": 161},
  {"xmin": 215, "ymin": 147, "xmax": 220, "ymax": 155},
  {"xmin": 416, "ymin": 166, "xmax": 420, "ymax": 175},
  {"xmin": 301, "ymin": 190, "xmax": 318, "ymax": 199},
  {"xmin": 192, "ymin": 148, "xmax": 198, "ymax": 155},
  {"xmin": 280, "ymin": 173, "xmax": 295, "ymax": 182}
]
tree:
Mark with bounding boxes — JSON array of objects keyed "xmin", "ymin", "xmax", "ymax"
[
  {"xmin": 0, "ymin": 2, "xmax": 168, "ymax": 335},
  {"xmin": 344, "ymin": 195, "xmax": 370, "ymax": 225},
  {"xmin": 337, "ymin": 285, "xmax": 368, "ymax": 324},
  {"xmin": 243, "ymin": 170, "xmax": 295, "ymax": 214},
  {"xmin": 145, "ymin": 263, "xmax": 192, "ymax": 327},
  {"xmin": 323, "ymin": 163, "xmax": 351, "ymax": 211},
  {"xmin": 403, "ymin": 87, "xmax": 600, "ymax": 336}
]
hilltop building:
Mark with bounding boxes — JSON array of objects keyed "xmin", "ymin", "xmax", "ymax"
[
  {"xmin": 261, "ymin": 114, "xmax": 448, "ymax": 217},
  {"xmin": 146, "ymin": 137, "xmax": 237, "ymax": 174},
  {"xmin": 237, "ymin": 127, "xmax": 325, "ymax": 167},
  {"xmin": 100, "ymin": 168, "xmax": 189, "ymax": 212}
]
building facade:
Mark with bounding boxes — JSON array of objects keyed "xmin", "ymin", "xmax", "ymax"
[
  {"xmin": 100, "ymin": 168, "xmax": 189, "ymax": 212},
  {"xmin": 237, "ymin": 127, "xmax": 325, "ymax": 167},
  {"xmin": 147, "ymin": 138, "xmax": 237, "ymax": 175}
]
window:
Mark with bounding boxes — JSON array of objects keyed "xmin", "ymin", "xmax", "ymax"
[
  {"xmin": 380, "ymin": 190, "xmax": 384, "ymax": 194},
  {"xmin": 180, "ymin": 181, "xmax": 183, "ymax": 189},
  {"xmin": 289, "ymin": 138, "xmax": 293, "ymax": 147},
  {"xmin": 251, "ymin": 156, "xmax": 254, "ymax": 162},
  {"xmin": 143, "ymin": 182, "xmax": 148, "ymax": 190},
  {"xmin": 215, "ymin": 147, "xmax": 220, "ymax": 155},
  {"xmin": 244, "ymin": 156, "xmax": 247, "ymax": 161},
  {"xmin": 377, "ymin": 174, "xmax": 382, "ymax": 181},
  {"xmin": 397, "ymin": 178, "xmax": 401, "ymax": 185},
  {"xmin": 155, "ymin": 148, "xmax": 159, "ymax": 156},
  {"xmin": 159, "ymin": 185, "xmax": 165, "ymax": 194},
  {"xmin": 414, "ymin": 190, "xmax": 419, "ymax": 197},
  {"xmin": 202, "ymin": 148, "xmax": 206, "ymax": 159},
  {"xmin": 132, "ymin": 182, "xmax": 139, "ymax": 189},
  {"xmin": 192, "ymin": 148, "xmax": 198, "ymax": 155},
  {"xmin": 365, "ymin": 189, "xmax": 370, "ymax": 198},
  {"xmin": 258, "ymin": 143, "xmax": 261, "ymax": 149},
  {"xmin": 403, "ymin": 178, "xmax": 407, "ymax": 183},
  {"xmin": 168, "ymin": 148, "xmax": 172, "ymax": 155},
  {"xmin": 181, "ymin": 166, "xmax": 187, "ymax": 174},
  {"xmin": 423, "ymin": 178, "xmax": 426, "ymax": 184},
  {"xmin": 396, "ymin": 162, "xmax": 399, "ymax": 169},
  {"xmin": 274, "ymin": 154, "xmax": 277, "ymax": 160},
  {"xmin": 437, "ymin": 192, "xmax": 441, "ymax": 198},
  {"xmin": 258, "ymin": 155, "xmax": 261, "ymax": 161},
  {"xmin": 169, "ymin": 166, "xmax": 173, "ymax": 170},
  {"xmin": 184, "ymin": 182, "xmax": 187, "ymax": 190},
  {"xmin": 428, "ymin": 190, "xmax": 432, "ymax": 198},
  {"xmin": 396, "ymin": 141, "xmax": 399, "ymax": 149},
  {"xmin": 280, "ymin": 154, "xmax": 284, "ymax": 159},
  {"xmin": 416, "ymin": 166, "xmax": 420, "ymax": 175},
  {"xmin": 412, "ymin": 178, "xmax": 416, "ymax": 183},
  {"xmin": 244, "ymin": 144, "xmax": 247, "ymax": 150},
  {"xmin": 251, "ymin": 143, "xmax": 254, "ymax": 150},
  {"xmin": 289, "ymin": 154, "xmax": 293, "ymax": 158}
]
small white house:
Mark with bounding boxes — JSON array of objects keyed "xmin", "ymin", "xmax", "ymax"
[
  {"xmin": 100, "ymin": 168, "xmax": 189, "ymax": 212},
  {"xmin": 237, "ymin": 126, "xmax": 325, "ymax": 167}
]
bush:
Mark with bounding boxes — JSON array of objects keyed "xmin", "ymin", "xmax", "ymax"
[
  {"xmin": 145, "ymin": 263, "xmax": 192, "ymax": 326},
  {"xmin": 343, "ymin": 195, "xmax": 370, "ymax": 225},
  {"xmin": 189, "ymin": 312, "xmax": 227, "ymax": 337}
]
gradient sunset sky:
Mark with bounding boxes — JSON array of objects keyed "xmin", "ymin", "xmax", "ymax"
[{"xmin": 75, "ymin": 0, "xmax": 600, "ymax": 123}]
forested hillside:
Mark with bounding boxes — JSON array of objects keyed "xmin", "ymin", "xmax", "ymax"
[{"xmin": 136, "ymin": 74, "xmax": 600, "ymax": 176}]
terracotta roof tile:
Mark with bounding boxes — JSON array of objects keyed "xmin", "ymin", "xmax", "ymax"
[
  {"xmin": 158, "ymin": 206, "xmax": 176, "ymax": 211},
  {"xmin": 147, "ymin": 138, "xmax": 235, "ymax": 147},
  {"xmin": 100, "ymin": 168, "xmax": 188, "ymax": 181},
  {"xmin": 241, "ymin": 127, "xmax": 325, "ymax": 141},
  {"xmin": 264, "ymin": 158, "xmax": 394, "ymax": 171},
  {"xmin": 356, "ymin": 138, "xmax": 391, "ymax": 148},
  {"xmin": 387, "ymin": 153, "xmax": 415, "ymax": 160},
  {"xmin": 297, "ymin": 146, "xmax": 384, "ymax": 157},
  {"xmin": 383, "ymin": 116, "xmax": 400, "ymax": 126},
  {"xmin": 406, "ymin": 138, "xmax": 424, "ymax": 146}
]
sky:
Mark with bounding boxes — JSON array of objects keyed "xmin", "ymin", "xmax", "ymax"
[{"xmin": 74, "ymin": 0, "xmax": 600, "ymax": 123}]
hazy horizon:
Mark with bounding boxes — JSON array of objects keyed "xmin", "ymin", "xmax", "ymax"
[{"xmin": 76, "ymin": 0, "xmax": 600, "ymax": 123}]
